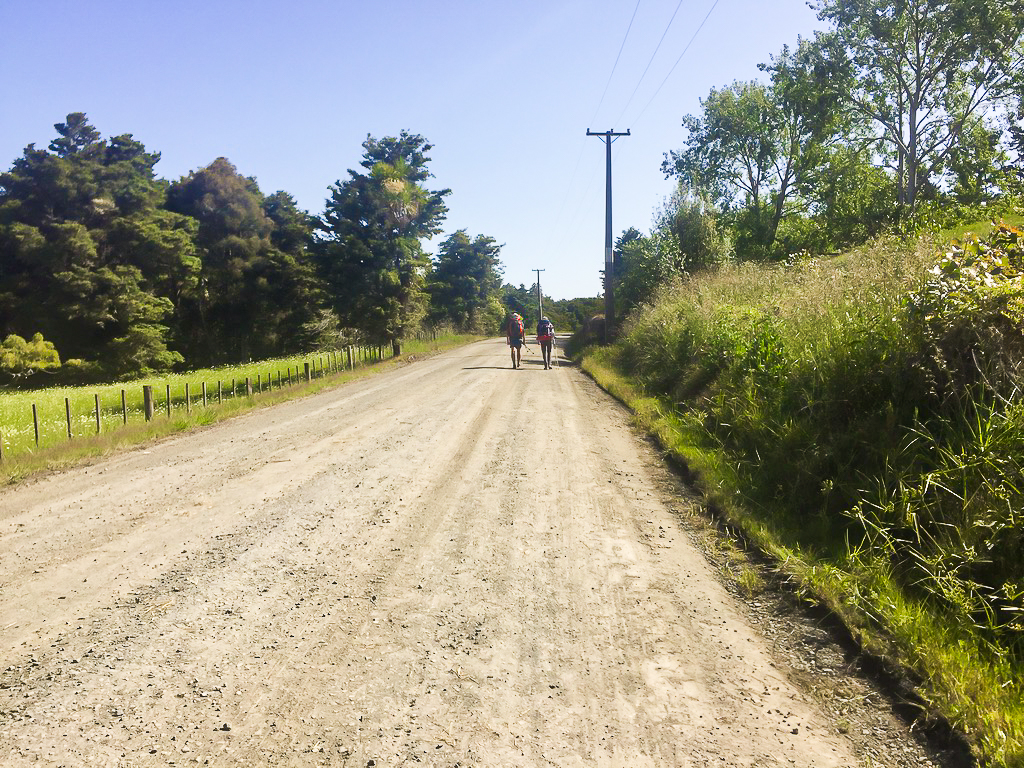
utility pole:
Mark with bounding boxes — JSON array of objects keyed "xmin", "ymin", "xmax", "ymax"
[
  {"xmin": 587, "ymin": 128, "xmax": 630, "ymax": 343},
  {"xmin": 533, "ymin": 268, "xmax": 545, "ymax": 324}
]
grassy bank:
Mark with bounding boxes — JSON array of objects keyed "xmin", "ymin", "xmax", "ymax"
[
  {"xmin": 0, "ymin": 334, "xmax": 480, "ymax": 485},
  {"xmin": 583, "ymin": 221, "xmax": 1024, "ymax": 766}
]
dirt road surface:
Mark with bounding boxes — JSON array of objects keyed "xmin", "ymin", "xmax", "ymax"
[{"xmin": 0, "ymin": 339, "xmax": 955, "ymax": 767}]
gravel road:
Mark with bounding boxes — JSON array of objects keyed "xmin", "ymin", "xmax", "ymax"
[{"xmin": 0, "ymin": 338, "xmax": 963, "ymax": 766}]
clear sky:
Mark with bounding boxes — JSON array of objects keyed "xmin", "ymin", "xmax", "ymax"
[{"xmin": 0, "ymin": 0, "xmax": 827, "ymax": 301}]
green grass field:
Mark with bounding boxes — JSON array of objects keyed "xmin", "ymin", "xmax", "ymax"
[
  {"xmin": 0, "ymin": 335, "xmax": 477, "ymax": 478},
  {"xmin": 0, "ymin": 351, "xmax": 353, "ymax": 456}
]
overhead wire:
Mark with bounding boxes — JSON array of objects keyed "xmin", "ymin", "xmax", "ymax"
[
  {"xmin": 612, "ymin": 0, "xmax": 686, "ymax": 128},
  {"xmin": 628, "ymin": 0, "xmax": 721, "ymax": 129},
  {"xmin": 550, "ymin": 1, "xmax": 643, "ymax": 254},
  {"xmin": 588, "ymin": 0, "xmax": 642, "ymax": 128}
]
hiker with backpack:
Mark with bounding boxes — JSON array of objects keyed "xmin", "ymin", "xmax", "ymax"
[
  {"xmin": 537, "ymin": 316, "xmax": 555, "ymax": 369},
  {"xmin": 506, "ymin": 312, "xmax": 525, "ymax": 368}
]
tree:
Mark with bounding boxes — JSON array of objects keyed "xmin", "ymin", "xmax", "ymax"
[
  {"xmin": 815, "ymin": 0, "xmax": 1024, "ymax": 212},
  {"xmin": 944, "ymin": 116, "xmax": 1008, "ymax": 204},
  {"xmin": 616, "ymin": 185, "xmax": 731, "ymax": 313},
  {"xmin": 427, "ymin": 230, "xmax": 504, "ymax": 332},
  {"xmin": 501, "ymin": 283, "xmax": 533, "ymax": 320},
  {"xmin": 316, "ymin": 132, "xmax": 449, "ymax": 355},
  {"xmin": 48, "ymin": 112, "xmax": 102, "ymax": 158},
  {"xmin": 166, "ymin": 158, "xmax": 322, "ymax": 364},
  {"xmin": 663, "ymin": 35, "xmax": 848, "ymax": 259},
  {"xmin": 0, "ymin": 114, "xmax": 192, "ymax": 378}
]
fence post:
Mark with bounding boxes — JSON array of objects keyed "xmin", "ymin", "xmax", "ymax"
[
  {"xmin": 121, "ymin": 390, "xmax": 128, "ymax": 424},
  {"xmin": 218, "ymin": 380, "xmax": 223, "ymax": 404},
  {"xmin": 32, "ymin": 403, "xmax": 39, "ymax": 446},
  {"xmin": 95, "ymin": 394, "xmax": 101, "ymax": 434},
  {"xmin": 304, "ymin": 362, "xmax": 311, "ymax": 382},
  {"xmin": 143, "ymin": 385, "xmax": 154, "ymax": 421},
  {"xmin": 245, "ymin": 376, "xmax": 253, "ymax": 397},
  {"xmin": 166, "ymin": 384, "xmax": 171, "ymax": 417},
  {"xmin": 202, "ymin": 382, "xmax": 208, "ymax": 408},
  {"xmin": 65, "ymin": 397, "xmax": 72, "ymax": 440},
  {"xmin": 185, "ymin": 383, "xmax": 191, "ymax": 414}
]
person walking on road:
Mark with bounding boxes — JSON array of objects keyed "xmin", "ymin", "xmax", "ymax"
[
  {"xmin": 537, "ymin": 316, "xmax": 555, "ymax": 369},
  {"xmin": 506, "ymin": 312, "xmax": 525, "ymax": 368}
]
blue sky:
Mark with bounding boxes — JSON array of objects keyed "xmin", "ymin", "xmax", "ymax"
[{"xmin": 1, "ymin": 0, "xmax": 827, "ymax": 300}]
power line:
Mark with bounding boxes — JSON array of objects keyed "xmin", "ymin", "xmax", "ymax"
[
  {"xmin": 613, "ymin": 0, "xmax": 686, "ymax": 127},
  {"xmin": 551, "ymin": 1, "xmax": 643, "ymax": 254},
  {"xmin": 588, "ymin": 0, "xmax": 643, "ymax": 127},
  {"xmin": 628, "ymin": 0, "xmax": 721, "ymax": 128}
]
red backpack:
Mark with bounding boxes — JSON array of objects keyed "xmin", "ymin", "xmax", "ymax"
[{"xmin": 508, "ymin": 315, "xmax": 523, "ymax": 338}]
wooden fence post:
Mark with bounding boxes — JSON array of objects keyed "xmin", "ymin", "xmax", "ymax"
[
  {"xmin": 65, "ymin": 397, "xmax": 72, "ymax": 439},
  {"xmin": 245, "ymin": 376, "xmax": 253, "ymax": 397},
  {"xmin": 218, "ymin": 380, "xmax": 223, "ymax": 404},
  {"xmin": 304, "ymin": 362, "xmax": 311, "ymax": 382},
  {"xmin": 143, "ymin": 385, "xmax": 154, "ymax": 421},
  {"xmin": 32, "ymin": 403, "xmax": 39, "ymax": 446},
  {"xmin": 95, "ymin": 394, "xmax": 101, "ymax": 434},
  {"xmin": 166, "ymin": 384, "xmax": 171, "ymax": 417},
  {"xmin": 202, "ymin": 381, "xmax": 208, "ymax": 407},
  {"xmin": 185, "ymin": 383, "xmax": 191, "ymax": 414},
  {"xmin": 121, "ymin": 390, "xmax": 128, "ymax": 424}
]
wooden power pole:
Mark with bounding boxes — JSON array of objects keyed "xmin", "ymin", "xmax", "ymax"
[
  {"xmin": 533, "ymin": 268, "xmax": 545, "ymax": 324},
  {"xmin": 587, "ymin": 128, "xmax": 630, "ymax": 343}
]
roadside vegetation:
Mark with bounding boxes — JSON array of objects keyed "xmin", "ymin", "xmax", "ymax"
[
  {"xmin": 583, "ymin": 218, "xmax": 1024, "ymax": 766},
  {"xmin": 578, "ymin": 5, "xmax": 1024, "ymax": 760},
  {"xmin": 0, "ymin": 332, "xmax": 478, "ymax": 485}
]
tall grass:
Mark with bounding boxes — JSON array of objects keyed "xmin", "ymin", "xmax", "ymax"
[{"xmin": 587, "ymin": 221, "xmax": 1024, "ymax": 766}]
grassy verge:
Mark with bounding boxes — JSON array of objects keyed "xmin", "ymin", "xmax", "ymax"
[
  {"xmin": 0, "ymin": 334, "xmax": 481, "ymax": 485},
  {"xmin": 581, "ymin": 220, "xmax": 1024, "ymax": 766}
]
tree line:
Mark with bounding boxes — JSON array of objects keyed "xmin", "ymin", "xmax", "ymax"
[
  {"xmin": 0, "ymin": 115, "xmax": 518, "ymax": 383},
  {"xmin": 615, "ymin": 0, "xmax": 1024, "ymax": 314}
]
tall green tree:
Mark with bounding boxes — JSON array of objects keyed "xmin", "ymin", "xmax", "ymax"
[
  {"xmin": 616, "ymin": 185, "xmax": 731, "ymax": 313},
  {"xmin": 501, "ymin": 283, "xmax": 533, "ymax": 321},
  {"xmin": 316, "ymin": 132, "xmax": 449, "ymax": 355},
  {"xmin": 0, "ymin": 113, "xmax": 192, "ymax": 378},
  {"xmin": 816, "ymin": 0, "xmax": 1024, "ymax": 211},
  {"xmin": 166, "ymin": 158, "xmax": 321, "ymax": 364},
  {"xmin": 664, "ymin": 35, "xmax": 847, "ymax": 258},
  {"xmin": 427, "ymin": 230, "xmax": 504, "ymax": 332}
]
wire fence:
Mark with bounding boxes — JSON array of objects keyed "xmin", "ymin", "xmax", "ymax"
[{"xmin": 0, "ymin": 345, "xmax": 395, "ymax": 461}]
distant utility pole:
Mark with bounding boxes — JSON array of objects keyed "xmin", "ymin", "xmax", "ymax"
[
  {"xmin": 533, "ymin": 268, "xmax": 545, "ymax": 323},
  {"xmin": 586, "ymin": 128, "xmax": 630, "ymax": 343}
]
